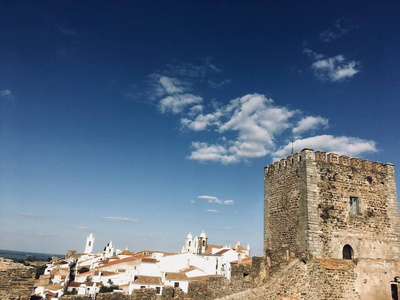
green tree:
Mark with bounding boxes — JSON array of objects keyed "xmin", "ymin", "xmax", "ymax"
[
  {"xmin": 99, "ymin": 284, "xmax": 120, "ymax": 293},
  {"xmin": 35, "ymin": 264, "xmax": 47, "ymax": 279},
  {"xmin": 78, "ymin": 267, "xmax": 90, "ymax": 274}
]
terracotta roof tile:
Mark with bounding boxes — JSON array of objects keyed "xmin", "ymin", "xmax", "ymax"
[
  {"xmin": 141, "ymin": 258, "xmax": 158, "ymax": 263},
  {"xmin": 230, "ymin": 257, "xmax": 252, "ymax": 266},
  {"xmin": 214, "ymin": 249, "xmax": 230, "ymax": 255},
  {"xmin": 133, "ymin": 276, "xmax": 163, "ymax": 285},
  {"xmin": 165, "ymin": 272, "xmax": 189, "ymax": 281},
  {"xmin": 45, "ymin": 283, "xmax": 63, "ymax": 290},
  {"xmin": 68, "ymin": 281, "xmax": 81, "ymax": 288},
  {"xmin": 203, "ymin": 245, "xmax": 223, "ymax": 255},
  {"xmin": 77, "ymin": 271, "xmax": 91, "ymax": 276},
  {"xmin": 97, "ymin": 255, "xmax": 144, "ymax": 269},
  {"xmin": 188, "ymin": 275, "xmax": 216, "ymax": 281}
]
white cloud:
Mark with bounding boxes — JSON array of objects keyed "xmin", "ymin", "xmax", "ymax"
[
  {"xmin": 222, "ymin": 226, "xmax": 232, "ymax": 230},
  {"xmin": 159, "ymin": 94, "xmax": 203, "ymax": 114},
  {"xmin": 103, "ymin": 216, "xmax": 138, "ymax": 223},
  {"xmin": 304, "ymin": 47, "xmax": 360, "ymax": 82},
  {"xmin": 319, "ymin": 18, "xmax": 350, "ymax": 42},
  {"xmin": 0, "ymin": 89, "xmax": 14, "ymax": 101},
  {"xmin": 188, "ymin": 142, "xmax": 238, "ymax": 164},
  {"xmin": 17, "ymin": 212, "xmax": 42, "ymax": 218},
  {"xmin": 208, "ymin": 63, "xmax": 222, "ymax": 73},
  {"xmin": 159, "ymin": 76, "xmax": 185, "ymax": 94},
  {"xmin": 144, "ymin": 61, "xmax": 375, "ymax": 165},
  {"xmin": 292, "ymin": 116, "xmax": 329, "ymax": 137},
  {"xmin": 204, "ymin": 209, "xmax": 219, "ymax": 213},
  {"xmin": 188, "ymin": 105, "xmax": 204, "ymax": 116},
  {"xmin": 59, "ymin": 27, "xmax": 76, "ymax": 36},
  {"xmin": 165, "ymin": 62, "xmax": 207, "ymax": 78},
  {"xmin": 312, "ymin": 55, "xmax": 359, "ymax": 81},
  {"xmin": 76, "ymin": 226, "xmax": 89, "ymax": 230},
  {"xmin": 190, "ymin": 199, "xmax": 195, "ymax": 204},
  {"xmin": 198, "ymin": 195, "xmax": 234, "ymax": 205},
  {"xmin": 208, "ymin": 79, "xmax": 231, "ymax": 89},
  {"xmin": 272, "ymin": 135, "xmax": 377, "ymax": 161},
  {"xmin": 186, "ymin": 94, "xmax": 298, "ymax": 163},
  {"xmin": 303, "ymin": 48, "xmax": 324, "ymax": 60},
  {"xmin": 198, "ymin": 195, "xmax": 220, "ymax": 203},
  {"xmin": 181, "ymin": 112, "xmax": 220, "ymax": 131}
]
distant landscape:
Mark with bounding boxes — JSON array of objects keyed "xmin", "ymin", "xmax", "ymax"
[{"xmin": 0, "ymin": 249, "xmax": 64, "ymax": 262}]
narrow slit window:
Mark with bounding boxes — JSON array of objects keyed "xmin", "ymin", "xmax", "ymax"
[{"xmin": 350, "ymin": 196, "xmax": 360, "ymax": 215}]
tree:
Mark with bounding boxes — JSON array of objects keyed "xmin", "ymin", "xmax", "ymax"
[
  {"xmin": 99, "ymin": 284, "xmax": 120, "ymax": 293},
  {"xmin": 78, "ymin": 267, "xmax": 90, "ymax": 274},
  {"xmin": 35, "ymin": 264, "xmax": 47, "ymax": 279},
  {"xmin": 64, "ymin": 289, "xmax": 78, "ymax": 295}
]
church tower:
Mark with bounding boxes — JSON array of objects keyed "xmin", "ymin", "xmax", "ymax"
[
  {"xmin": 103, "ymin": 240, "xmax": 114, "ymax": 258},
  {"xmin": 198, "ymin": 230, "xmax": 208, "ymax": 254},
  {"xmin": 84, "ymin": 232, "xmax": 95, "ymax": 254}
]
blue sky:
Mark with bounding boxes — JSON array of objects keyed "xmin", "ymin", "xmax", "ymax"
[{"xmin": 1, "ymin": 1, "xmax": 400, "ymax": 255}]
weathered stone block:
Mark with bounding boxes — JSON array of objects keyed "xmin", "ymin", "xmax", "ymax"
[
  {"xmin": 327, "ymin": 153, "xmax": 339, "ymax": 164},
  {"xmin": 315, "ymin": 151, "xmax": 326, "ymax": 162},
  {"xmin": 339, "ymin": 155, "xmax": 350, "ymax": 166}
]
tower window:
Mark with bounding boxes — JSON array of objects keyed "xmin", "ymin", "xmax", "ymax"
[
  {"xmin": 89, "ymin": 241, "xmax": 91, "ymax": 246},
  {"xmin": 350, "ymin": 196, "xmax": 360, "ymax": 215},
  {"xmin": 343, "ymin": 244, "xmax": 354, "ymax": 260},
  {"xmin": 188, "ymin": 241, "xmax": 191, "ymax": 247}
]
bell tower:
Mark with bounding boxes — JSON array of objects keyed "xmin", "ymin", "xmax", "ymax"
[{"xmin": 84, "ymin": 232, "xmax": 95, "ymax": 254}]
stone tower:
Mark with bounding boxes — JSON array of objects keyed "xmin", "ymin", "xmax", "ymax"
[
  {"xmin": 84, "ymin": 232, "xmax": 95, "ymax": 254},
  {"xmin": 264, "ymin": 148, "xmax": 400, "ymax": 298}
]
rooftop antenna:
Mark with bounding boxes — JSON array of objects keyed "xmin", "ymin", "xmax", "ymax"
[{"xmin": 291, "ymin": 140, "xmax": 294, "ymax": 155}]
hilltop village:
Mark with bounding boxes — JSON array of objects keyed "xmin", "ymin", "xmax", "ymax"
[
  {"xmin": 1, "ymin": 149, "xmax": 400, "ymax": 300},
  {"xmin": 32, "ymin": 231, "xmax": 252, "ymax": 299}
]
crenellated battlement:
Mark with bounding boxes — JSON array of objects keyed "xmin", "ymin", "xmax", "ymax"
[{"xmin": 265, "ymin": 148, "xmax": 393, "ymax": 174}]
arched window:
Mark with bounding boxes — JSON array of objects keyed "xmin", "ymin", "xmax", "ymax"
[
  {"xmin": 188, "ymin": 241, "xmax": 191, "ymax": 247},
  {"xmin": 203, "ymin": 240, "xmax": 205, "ymax": 247},
  {"xmin": 343, "ymin": 244, "xmax": 354, "ymax": 260}
]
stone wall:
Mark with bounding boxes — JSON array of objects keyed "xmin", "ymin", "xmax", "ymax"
[
  {"xmin": 0, "ymin": 257, "xmax": 36, "ymax": 300},
  {"xmin": 62, "ymin": 289, "xmax": 157, "ymax": 300},
  {"xmin": 162, "ymin": 286, "xmax": 184, "ymax": 299},
  {"xmin": 264, "ymin": 149, "xmax": 400, "ymax": 264},
  {"xmin": 215, "ymin": 257, "xmax": 360, "ymax": 300},
  {"xmin": 313, "ymin": 151, "xmax": 400, "ymax": 260},
  {"xmin": 264, "ymin": 151, "xmax": 305, "ymax": 266},
  {"xmin": 187, "ymin": 256, "xmax": 266, "ymax": 300}
]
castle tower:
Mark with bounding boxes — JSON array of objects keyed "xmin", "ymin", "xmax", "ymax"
[
  {"xmin": 84, "ymin": 232, "xmax": 95, "ymax": 254},
  {"xmin": 264, "ymin": 148, "xmax": 400, "ymax": 298},
  {"xmin": 264, "ymin": 148, "xmax": 400, "ymax": 263}
]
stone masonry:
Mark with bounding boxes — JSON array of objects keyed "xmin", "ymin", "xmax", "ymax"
[
  {"xmin": 264, "ymin": 148, "xmax": 400, "ymax": 299},
  {"xmin": 0, "ymin": 257, "xmax": 36, "ymax": 300}
]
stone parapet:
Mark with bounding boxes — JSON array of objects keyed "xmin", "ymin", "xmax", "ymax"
[{"xmin": 265, "ymin": 149, "xmax": 392, "ymax": 174}]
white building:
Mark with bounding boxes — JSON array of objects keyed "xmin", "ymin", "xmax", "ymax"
[
  {"xmin": 84, "ymin": 232, "xmax": 95, "ymax": 254},
  {"xmin": 103, "ymin": 240, "xmax": 115, "ymax": 258},
  {"xmin": 181, "ymin": 231, "xmax": 208, "ymax": 254}
]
